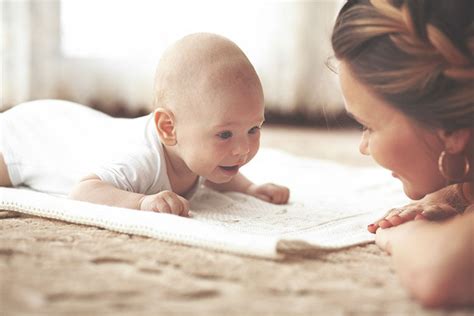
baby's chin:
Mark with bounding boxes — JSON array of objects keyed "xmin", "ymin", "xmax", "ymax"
[
  {"xmin": 207, "ymin": 176, "xmax": 234, "ymax": 184},
  {"xmin": 202, "ymin": 170, "xmax": 235, "ymax": 184}
]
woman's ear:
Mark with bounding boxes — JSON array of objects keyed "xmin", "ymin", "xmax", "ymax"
[
  {"xmin": 154, "ymin": 108, "xmax": 177, "ymax": 146},
  {"xmin": 437, "ymin": 128, "xmax": 471, "ymax": 154}
]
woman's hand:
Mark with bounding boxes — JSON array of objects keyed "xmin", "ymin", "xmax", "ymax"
[
  {"xmin": 368, "ymin": 201, "xmax": 458, "ymax": 233},
  {"xmin": 246, "ymin": 183, "xmax": 290, "ymax": 204},
  {"xmin": 375, "ymin": 219, "xmax": 426, "ymax": 254},
  {"xmin": 368, "ymin": 185, "xmax": 465, "ymax": 233}
]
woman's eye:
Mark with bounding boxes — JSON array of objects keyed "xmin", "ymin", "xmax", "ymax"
[
  {"xmin": 358, "ymin": 123, "xmax": 370, "ymax": 132},
  {"xmin": 217, "ymin": 131, "xmax": 233, "ymax": 139},
  {"xmin": 248, "ymin": 126, "xmax": 261, "ymax": 134}
]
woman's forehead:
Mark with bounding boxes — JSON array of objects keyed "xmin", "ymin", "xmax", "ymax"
[{"xmin": 339, "ymin": 62, "xmax": 403, "ymax": 124}]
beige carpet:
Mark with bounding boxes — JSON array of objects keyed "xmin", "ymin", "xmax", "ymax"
[{"xmin": 1, "ymin": 125, "xmax": 473, "ymax": 315}]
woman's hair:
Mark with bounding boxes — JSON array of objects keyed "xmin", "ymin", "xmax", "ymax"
[{"xmin": 332, "ymin": 0, "xmax": 473, "ymax": 131}]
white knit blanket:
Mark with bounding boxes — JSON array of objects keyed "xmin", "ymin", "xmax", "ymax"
[{"xmin": 0, "ymin": 149, "xmax": 409, "ymax": 259}]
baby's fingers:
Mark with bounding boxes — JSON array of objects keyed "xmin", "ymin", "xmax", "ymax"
[
  {"xmin": 153, "ymin": 198, "xmax": 172, "ymax": 214},
  {"xmin": 272, "ymin": 187, "xmax": 290, "ymax": 204},
  {"xmin": 177, "ymin": 195, "xmax": 190, "ymax": 217},
  {"xmin": 258, "ymin": 184, "xmax": 289, "ymax": 204},
  {"xmin": 163, "ymin": 194, "xmax": 189, "ymax": 217},
  {"xmin": 278, "ymin": 187, "xmax": 290, "ymax": 204}
]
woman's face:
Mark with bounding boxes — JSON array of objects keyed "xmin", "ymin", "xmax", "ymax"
[{"xmin": 338, "ymin": 62, "xmax": 447, "ymax": 200}]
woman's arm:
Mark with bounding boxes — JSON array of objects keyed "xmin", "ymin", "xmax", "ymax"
[{"xmin": 375, "ymin": 211, "xmax": 474, "ymax": 307}]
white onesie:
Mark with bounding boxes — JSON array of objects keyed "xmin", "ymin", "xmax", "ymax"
[{"xmin": 0, "ymin": 100, "xmax": 200, "ymax": 197}]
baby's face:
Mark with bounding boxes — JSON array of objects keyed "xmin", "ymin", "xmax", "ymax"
[{"xmin": 174, "ymin": 80, "xmax": 265, "ymax": 183}]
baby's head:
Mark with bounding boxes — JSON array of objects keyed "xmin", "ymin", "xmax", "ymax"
[{"xmin": 152, "ymin": 33, "xmax": 265, "ymax": 183}]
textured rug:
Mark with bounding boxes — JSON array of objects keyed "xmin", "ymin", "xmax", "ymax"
[{"xmin": 0, "ymin": 149, "xmax": 409, "ymax": 259}]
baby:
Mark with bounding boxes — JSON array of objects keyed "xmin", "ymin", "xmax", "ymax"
[{"xmin": 0, "ymin": 33, "xmax": 289, "ymax": 216}]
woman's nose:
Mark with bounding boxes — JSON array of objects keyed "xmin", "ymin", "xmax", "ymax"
[{"xmin": 359, "ymin": 133, "xmax": 370, "ymax": 156}]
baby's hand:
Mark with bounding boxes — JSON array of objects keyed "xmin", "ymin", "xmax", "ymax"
[
  {"xmin": 139, "ymin": 190, "xmax": 190, "ymax": 217},
  {"xmin": 368, "ymin": 200, "xmax": 459, "ymax": 234},
  {"xmin": 246, "ymin": 183, "xmax": 290, "ymax": 204}
]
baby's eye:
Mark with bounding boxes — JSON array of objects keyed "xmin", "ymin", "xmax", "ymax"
[
  {"xmin": 248, "ymin": 126, "xmax": 261, "ymax": 134},
  {"xmin": 217, "ymin": 131, "xmax": 233, "ymax": 139}
]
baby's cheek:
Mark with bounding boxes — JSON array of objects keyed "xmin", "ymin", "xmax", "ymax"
[{"xmin": 248, "ymin": 141, "xmax": 260, "ymax": 161}]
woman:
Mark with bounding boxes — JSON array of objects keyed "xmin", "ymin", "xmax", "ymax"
[{"xmin": 331, "ymin": 0, "xmax": 473, "ymax": 307}]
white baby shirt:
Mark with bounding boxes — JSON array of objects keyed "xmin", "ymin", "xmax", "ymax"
[{"xmin": 0, "ymin": 99, "xmax": 200, "ymax": 197}]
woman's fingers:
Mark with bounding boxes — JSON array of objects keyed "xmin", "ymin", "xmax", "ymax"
[
  {"xmin": 369, "ymin": 203, "xmax": 458, "ymax": 234},
  {"xmin": 369, "ymin": 205, "xmax": 431, "ymax": 233},
  {"xmin": 386, "ymin": 215, "xmax": 405, "ymax": 226},
  {"xmin": 378, "ymin": 219, "xmax": 394, "ymax": 229}
]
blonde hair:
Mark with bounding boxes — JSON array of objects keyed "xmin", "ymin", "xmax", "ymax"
[{"xmin": 332, "ymin": 0, "xmax": 474, "ymax": 131}]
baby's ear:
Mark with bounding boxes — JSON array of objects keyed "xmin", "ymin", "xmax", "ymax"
[{"xmin": 154, "ymin": 108, "xmax": 177, "ymax": 146}]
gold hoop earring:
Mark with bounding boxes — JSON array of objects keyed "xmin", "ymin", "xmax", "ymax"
[{"xmin": 438, "ymin": 150, "xmax": 470, "ymax": 183}]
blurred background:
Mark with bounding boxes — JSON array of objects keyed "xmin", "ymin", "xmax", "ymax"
[{"xmin": 1, "ymin": 0, "xmax": 354, "ymax": 126}]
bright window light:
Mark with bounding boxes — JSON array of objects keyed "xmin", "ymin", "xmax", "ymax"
[{"xmin": 60, "ymin": 0, "xmax": 270, "ymax": 62}]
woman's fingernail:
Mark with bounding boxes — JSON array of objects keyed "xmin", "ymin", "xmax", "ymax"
[{"xmin": 367, "ymin": 224, "xmax": 377, "ymax": 234}]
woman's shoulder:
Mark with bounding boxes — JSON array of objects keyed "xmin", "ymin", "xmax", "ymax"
[{"xmin": 464, "ymin": 204, "xmax": 474, "ymax": 214}]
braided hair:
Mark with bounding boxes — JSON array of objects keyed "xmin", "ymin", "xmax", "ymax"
[{"xmin": 332, "ymin": 0, "xmax": 474, "ymax": 131}]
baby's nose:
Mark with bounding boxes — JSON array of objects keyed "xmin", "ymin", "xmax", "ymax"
[{"xmin": 232, "ymin": 139, "xmax": 250, "ymax": 156}]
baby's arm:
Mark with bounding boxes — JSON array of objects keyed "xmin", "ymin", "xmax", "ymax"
[
  {"xmin": 70, "ymin": 175, "xmax": 189, "ymax": 216},
  {"xmin": 204, "ymin": 172, "xmax": 290, "ymax": 204}
]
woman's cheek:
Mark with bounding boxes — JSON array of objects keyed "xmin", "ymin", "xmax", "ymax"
[{"xmin": 369, "ymin": 134, "xmax": 397, "ymax": 171}]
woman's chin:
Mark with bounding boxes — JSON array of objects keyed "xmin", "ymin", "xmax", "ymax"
[
  {"xmin": 402, "ymin": 185, "xmax": 426, "ymax": 200},
  {"xmin": 400, "ymin": 177, "xmax": 447, "ymax": 200}
]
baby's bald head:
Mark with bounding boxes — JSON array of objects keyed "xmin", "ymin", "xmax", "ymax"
[{"xmin": 152, "ymin": 33, "xmax": 263, "ymax": 120}]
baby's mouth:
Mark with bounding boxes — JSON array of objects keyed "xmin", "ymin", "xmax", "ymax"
[{"xmin": 219, "ymin": 165, "xmax": 239, "ymax": 171}]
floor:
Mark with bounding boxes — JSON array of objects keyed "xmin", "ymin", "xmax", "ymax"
[
  {"xmin": 260, "ymin": 125, "xmax": 374, "ymax": 166},
  {"xmin": 1, "ymin": 125, "xmax": 472, "ymax": 316}
]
